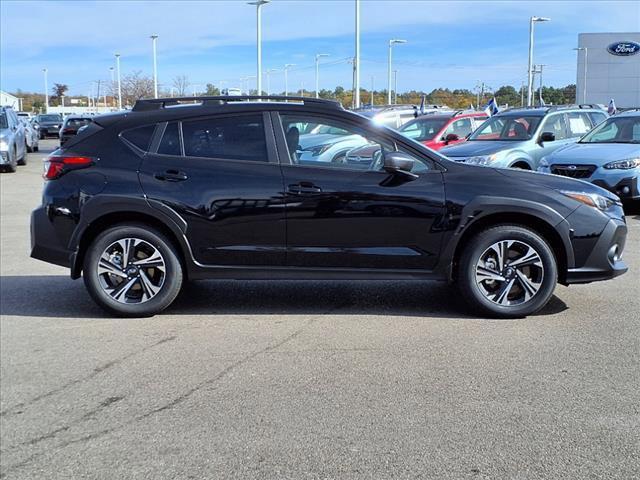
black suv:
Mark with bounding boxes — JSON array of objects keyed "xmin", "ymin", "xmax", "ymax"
[{"xmin": 30, "ymin": 96, "xmax": 628, "ymax": 318}]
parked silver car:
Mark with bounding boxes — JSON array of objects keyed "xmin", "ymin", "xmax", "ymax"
[
  {"xmin": 0, "ymin": 106, "xmax": 27, "ymax": 172},
  {"xmin": 20, "ymin": 117, "xmax": 39, "ymax": 153},
  {"xmin": 441, "ymin": 105, "xmax": 608, "ymax": 170},
  {"xmin": 538, "ymin": 109, "xmax": 639, "ymax": 202}
]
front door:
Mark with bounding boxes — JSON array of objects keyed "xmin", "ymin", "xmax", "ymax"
[
  {"xmin": 275, "ymin": 112, "xmax": 446, "ymax": 270},
  {"xmin": 138, "ymin": 113, "xmax": 286, "ymax": 267}
]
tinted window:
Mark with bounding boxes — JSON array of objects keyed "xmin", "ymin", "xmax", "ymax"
[
  {"xmin": 66, "ymin": 118, "xmax": 93, "ymax": 129},
  {"xmin": 38, "ymin": 115, "xmax": 62, "ymax": 122},
  {"xmin": 182, "ymin": 115, "xmax": 267, "ymax": 162},
  {"xmin": 158, "ymin": 122, "xmax": 181, "ymax": 156},
  {"xmin": 399, "ymin": 118, "xmax": 448, "ymax": 141},
  {"xmin": 122, "ymin": 124, "xmax": 156, "ymax": 151},
  {"xmin": 0, "ymin": 113, "xmax": 8, "ymax": 129},
  {"xmin": 443, "ymin": 118, "xmax": 473, "ymax": 138}
]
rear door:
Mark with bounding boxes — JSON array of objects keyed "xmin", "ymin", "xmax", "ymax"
[{"xmin": 138, "ymin": 112, "xmax": 287, "ymax": 267}]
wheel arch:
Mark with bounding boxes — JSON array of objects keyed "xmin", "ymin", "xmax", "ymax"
[
  {"xmin": 444, "ymin": 198, "xmax": 574, "ymax": 285},
  {"xmin": 69, "ymin": 198, "xmax": 191, "ymax": 280}
]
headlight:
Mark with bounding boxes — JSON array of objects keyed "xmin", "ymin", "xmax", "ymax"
[
  {"xmin": 304, "ymin": 144, "xmax": 332, "ymax": 157},
  {"xmin": 466, "ymin": 154, "xmax": 498, "ymax": 166},
  {"xmin": 0, "ymin": 140, "xmax": 8, "ymax": 151},
  {"xmin": 603, "ymin": 158, "xmax": 640, "ymax": 170},
  {"xmin": 559, "ymin": 190, "xmax": 616, "ymax": 211}
]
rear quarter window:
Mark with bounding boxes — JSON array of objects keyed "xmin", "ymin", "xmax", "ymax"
[{"xmin": 121, "ymin": 124, "xmax": 156, "ymax": 152}]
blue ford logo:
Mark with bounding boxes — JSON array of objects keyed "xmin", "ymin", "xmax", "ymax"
[{"xmin": 607, "ymin": 41, "xmax": 640, "ymax": 56}]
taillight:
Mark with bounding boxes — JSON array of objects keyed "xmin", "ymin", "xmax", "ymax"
[{"xmin": 43, "ymin": 155, "xmax": 95, "ymax": 180}]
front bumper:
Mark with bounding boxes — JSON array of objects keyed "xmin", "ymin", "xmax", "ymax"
[
  {"xmin": 565, "ymin": 218, "xmax": 628, "ymax": 284},
  {"xmin": 30, "ymin": 206, "xmax": 72, "ymax": 268},
  {"xmin": 540, "ymin": 164, "xmax": 640, "ymax": 200}
]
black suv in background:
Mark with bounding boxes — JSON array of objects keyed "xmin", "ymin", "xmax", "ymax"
[
  {"xmin": 30, "ymin": 96, "xmax": 628, "ymax": 318},
  {"xmin": 36, "ymin": 113, "xmax": 63, "ymax": 138}
]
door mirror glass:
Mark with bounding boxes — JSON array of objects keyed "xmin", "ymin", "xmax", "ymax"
[
  {"xmin": 444, "ymin": 133, "xmax": 459, "ymax": 143},
  {"xmin": 539, "ymin": 131, "xmax": 555, "ymax": 143}
]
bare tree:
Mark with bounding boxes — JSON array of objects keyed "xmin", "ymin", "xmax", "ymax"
[
  {"xmin": 121, "ymin": 71, "xmax": 155, "ymax": 106},
  {"xmin": 172, "ymin": 75, "xmax": 190, "ymax": 96}
]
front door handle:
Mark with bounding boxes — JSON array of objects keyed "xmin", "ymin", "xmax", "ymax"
[
  {"xmin": 154, "ymin": 169, "xmax": 188, "ymax": 182},
  {"xmin": 288, "ymin": 182, "xmax": 322, "ymax": 194}
]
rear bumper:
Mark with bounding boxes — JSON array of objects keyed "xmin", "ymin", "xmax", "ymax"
[
  {"xmin": 30, "ymin": 206, "xmax": 72, "ymax": 268},
  {"xmin": 565, "ymin": 218, "xmax": 628, "ymax": 284}
]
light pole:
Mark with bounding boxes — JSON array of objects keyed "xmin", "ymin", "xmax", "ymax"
[
  {"xmin": 573, "ymin": 47, "xmax": 588, "ymax": 104},
  {"xmin": 42, "ymin": 68, "xmax": 48, "ymax": 113},
  {"xmin": 109, "ymin": 67, "xmax": 114, "ymax": 107},
  {"xmin": 284, "ymin": 64, "xmax": 295, "ymax": 97},
  {"xmin": 354, "ymin": 0, "xmax": 361, "ymax": 108},
  {"xmin": 248, "ymin": 0, "xmax": 269, "ymax": 96},
  {"xmin": 150, "ymin": 34, "xmax": 159, "ymax": 98},
  {"xmin": 388, "ymin": 39, "xmax": 407, "ymax": 105},
  {"xmin": 315, "ymin": 53, "xmax": 330, "ymax": 98},
  {"xmin": 115, "ymin": 53, "xmax": 122, "ymax": 110},
  {"xmin": 527, "ymin": 16, "xmax": 550, "ymax": 107},
  {"xmin": 370, "ymin": 75, "xmax": 374, "ymax": 106},
  {"xmin": 266, "ymin": 69, "xmax": 278, "ymax": 96},
  {"xmin": 537, "ymin": 64, "xmax": 546, "ymax": 106},
  {"xmin": 393, "ymin": 70, "xmax": 398, "ymax": 104}
]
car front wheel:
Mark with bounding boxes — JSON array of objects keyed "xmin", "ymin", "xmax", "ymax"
[
  {"xmin": 83, "ymin": 225, "xmax": 183, "ymax": 317},
  {"xmin": 458, "ymin": 225, "xmax": 557, "ymax": 318}
]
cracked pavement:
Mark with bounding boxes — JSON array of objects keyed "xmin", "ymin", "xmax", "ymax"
[{"xmin": 1, "ymin": 140, "xmax": 639, "ymax": 479}]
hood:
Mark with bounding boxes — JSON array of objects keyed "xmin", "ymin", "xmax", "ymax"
[
  {"xmin": 495, "ymin": 167, "xmax": 619, "ymax": 201},
  {"xmin": 298, "ymin": 133, "xmax": 357, "ymax": 149},
  {"xmin": 546, "ymin": 142, "xmax": 640, "ymax": 165},
  {"xmin": 441, "ymin": 140, "xmax": 524, "ymax": 157}
]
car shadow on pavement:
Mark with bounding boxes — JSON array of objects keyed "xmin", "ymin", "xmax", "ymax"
[{"xmin": 0, "ymin": 275, "xmax": 568, "ymax": 320}]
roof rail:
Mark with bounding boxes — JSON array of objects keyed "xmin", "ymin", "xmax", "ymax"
[{"xmin": 132, "ymin": 95, "xmax": 343, "ymax": 112}]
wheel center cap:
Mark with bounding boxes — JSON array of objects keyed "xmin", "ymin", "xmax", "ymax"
[
  {"xmin": 505, "ymin": 267, "xmax": 515, "ymax": 277},
  {"xmin": 125, "ymin": 266, "xmax": 139, "ymax": 277}
]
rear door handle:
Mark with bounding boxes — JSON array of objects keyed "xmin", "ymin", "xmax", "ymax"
[
  {"xmin": 154, "ymin": 169, "xmax": 188, "ymax": 182},
  {"xmin": 288, "ymin": 182, "xmax": 322, "ymax": 194}
]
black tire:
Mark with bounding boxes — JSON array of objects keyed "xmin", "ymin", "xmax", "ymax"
[
  {"xmin": 34, "ymin": 145, "xmax": 39, "ymax": 152},
  {"xmin": 83, "ymin": 224, "xmax": 183, "ymax": 317},
  {"xmin": 17, "ymin": 148, "xmax": 27, "ymax": 166},
  {"xmin": 6, "ymin": 148, "xmax": 17, "ymax": 173},
  {"xmin": 26, "ymin": 141, "xmax": 33, "ymax": 153},
  {"xmin": 457, "ymin": 225, "xmax": 557, "ymax": 318}
]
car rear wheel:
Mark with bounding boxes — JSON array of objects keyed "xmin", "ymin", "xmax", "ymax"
[
  {"xmin": 83, "ymin": 225, "xmax": 183, "ymax": 317},
  {"xmin": 458, "ymin": 225, "xmax": 557, "ymax": 318}
]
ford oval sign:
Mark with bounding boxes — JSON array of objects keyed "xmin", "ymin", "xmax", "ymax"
[{"xmin": 607, "ymin": 41, "xmax": 640, "ymax": 56}]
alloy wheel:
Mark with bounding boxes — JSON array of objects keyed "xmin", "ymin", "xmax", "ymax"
[
  {"xmin": 475, "ymin": 240, "xmax": 544, "ymax": 306},
  {"xmin": 97, "ymin": 238, "xmax": 166, "ymax": 304}
]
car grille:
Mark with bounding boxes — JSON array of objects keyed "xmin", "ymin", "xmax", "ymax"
[{"xmin": 551, "ymin": 164, "xmax": 596, "ymax": 179}]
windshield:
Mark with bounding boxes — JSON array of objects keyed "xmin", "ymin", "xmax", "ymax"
[
  {"xmin": 579, "ymin": 116, "xmax": 640, "ymax": 144},
  {"xmin": 469, "ymin": 115, "xmax": 542, "ymax": 141},
  {"xmin": 38, "ymin": 114, "xmax": 62, "ymax": 122},
  {"xmin": 399, "ymin": 118, "xmax": 448, "ymax": 141},
  {"xmin": 0, "ymin": 113, "xmax": 8, "ymax": 129}
]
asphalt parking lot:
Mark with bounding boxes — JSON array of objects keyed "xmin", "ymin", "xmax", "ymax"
[{"xmin": 1, "ymin": 139, "xmax": 639, "ymax": 479}]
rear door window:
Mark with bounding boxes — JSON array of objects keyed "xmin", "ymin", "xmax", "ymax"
[{"xmin": 182, "ymin": 114, "xmax": 268, "ymax": 162}]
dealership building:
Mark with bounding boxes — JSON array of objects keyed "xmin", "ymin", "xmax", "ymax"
[{"xmin": 576, "ymin": 33, "xmax": 640, "ymax": 108}]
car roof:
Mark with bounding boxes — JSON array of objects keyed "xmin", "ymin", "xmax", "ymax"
[
  {"xmin": 497, "ymin": 105, "xmax": 607, "ymax": 117},
  {"xmin": 614, "ymin": 109, "xmax": 640, "ymax": 118}
]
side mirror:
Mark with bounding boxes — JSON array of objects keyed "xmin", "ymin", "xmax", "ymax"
[
  {"xmin": 383, "ymin": 151, "xmax": 416, "ymax": 176},
  {"xmin": 539, "ymin": 131, "xmax": 555, "ymax": 143},
  {"xmin": 444, "ymin": 133, "xmax": 459, "ymax": 144}
]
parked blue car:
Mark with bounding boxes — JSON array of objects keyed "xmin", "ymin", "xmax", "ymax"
[
  {"xmin": 538, "ymin": 110, "xmax": 640, "ymax": 202},
  {"xmin": 441, "ymin": 106, "xmax": 607, "ymax": 170}
]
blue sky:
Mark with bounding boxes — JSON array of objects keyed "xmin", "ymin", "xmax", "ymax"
[{"xmin": 1, "ymin": 0, "xmax": 639, "ymax": 96}]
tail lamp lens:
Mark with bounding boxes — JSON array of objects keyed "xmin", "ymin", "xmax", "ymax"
[{"xmin": 43, "ymin": 155, "xmax": 95, "ymax": 180}]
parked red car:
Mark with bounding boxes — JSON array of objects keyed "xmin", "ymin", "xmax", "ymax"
[{"xmin": 398, "ymin": 111, "xmax": 489, "ymax": 150}]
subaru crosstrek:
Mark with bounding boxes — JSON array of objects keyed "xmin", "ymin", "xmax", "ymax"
[
  {"xmin": 30, "ymin": 96, "xmax": 628, "ymax": 318},
  {"xmin": 538, "ymin": 109, "xmax": 639, "ymax": 202},
  {"xmin": 441, "ymin": 105, "xmax": 607, "ymax": 170}
]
